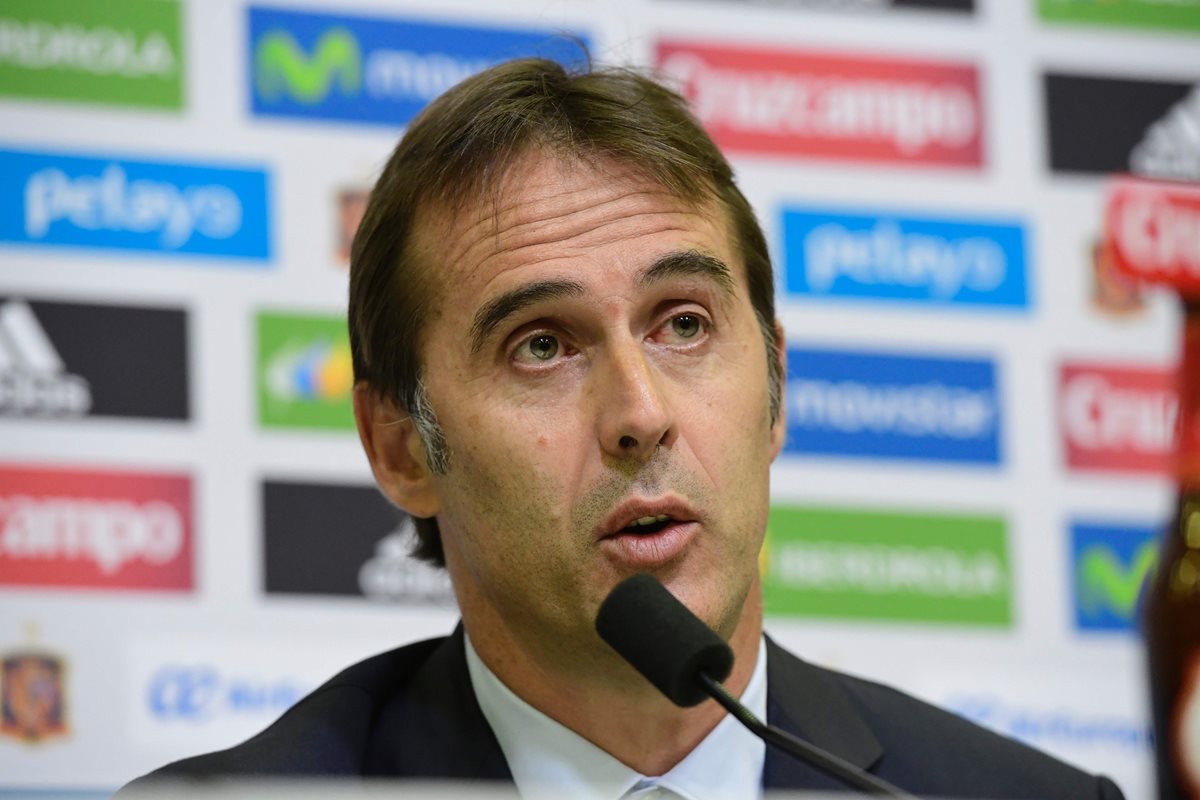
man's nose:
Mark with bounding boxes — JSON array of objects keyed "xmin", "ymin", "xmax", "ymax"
[{"xmin": 594, "ymin": 342, "xmax": 677, "ymax": 462}]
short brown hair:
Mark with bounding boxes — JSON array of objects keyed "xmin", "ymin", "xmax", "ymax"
[{"xmin": 349, "ymin": 57, "xmax": 779, "ymax": 566}]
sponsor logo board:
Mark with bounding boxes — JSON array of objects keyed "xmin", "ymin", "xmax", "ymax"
[
  {"xmin": 784, "ymin": 345, "xmax": 1002, "ymax": 464},
  {"xmin": 0, "ymin": 147, "xmax": 270, "ymax": 260},
  {"xmin": 657, "ymin": 41, "xmax": 982, "ymax": 166},
  {"xmin": 0, "ymin": 297, "xmax": 188, "ymax": 420},
  {"xmin": 782, "ymin": 206, "xmax": 1028, "ymax": 307},
  {"xmin": 1045, "ymin": 72, "xmax": 1200, "ymax": 182},
  {"xmin": 763, "ymin": 505, "xmax": 1012, "ymax": 626},
  {"xmin": 1104, "ymin": 177, "xmax": 1200, "ymax": 295},
  {"xmin": 249, "ymin": 6, "xmax": 586, "ymax": 127},
  {"xmin": 1070, "ymin": 521, "xmax": 1160, "ymax": 632},
  {"xmin": 262, "ymin": 479, "xmax": 454, "ymax": 604},
  {"xmin": 1038, "ymin": 0, "xmax": 1200, "ymax": 34},
  {"xmin": 334, "ymin": 186, "xmax": 368, "ymax": 265},
  {"xmin": 912, "ymin": 668, "xmax": 1154, "ymax": 796},
  {"xmin": 0, "ymin": 465, "xmax": 193, "ymax": 591},
  {"xmin": 1, "ymin": 646, "xmax": 67, "ymax": 744},
  {"xmin": 129, "ymin": 635, "xmax": 374, "ymax": 755},
  {"xmin": 1090, "ymin": 233, "xmax": 1148, "ymax": 318},
  {"xmin": 1058, "ymin": 362, "xmax": 1174, "ymax": 474},
  {"xmin": 0, "ymin": 0, "xmax": 183, "ymax": 109},
  {"xmin": 257, "ymin": 311, "xmax": 353, "ymax": 430},
  {"xmin": 676, "ymin": 0, "xmax": 974, "ymax": 10},
  {"xmin": 948, "ymin": 692, "xmax": 1152, "ymax": 754}
]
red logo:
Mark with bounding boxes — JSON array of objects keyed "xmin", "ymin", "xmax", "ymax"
[
  {"xmin": 0, "ymin": 465, "xmax": 193, "ymax": 590},
  {"xmin": 1, "ymin": 650, "xmax": 67, "ymax": 743},
  {"xmin": 1059, "ymin": 363, "xmax": 1176, "ymax": 473},
  {"xmin": 656, "ymin": 40, "xmax": 983, "ymax": 166},
  {"xmin": 1105, "ymin": 177, "xmax": 1200, "ymax": 296}
]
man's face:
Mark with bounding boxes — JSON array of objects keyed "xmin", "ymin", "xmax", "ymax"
[{"xmin": 411, "ymin": 150, "xmax": 784, "ymax": 670}]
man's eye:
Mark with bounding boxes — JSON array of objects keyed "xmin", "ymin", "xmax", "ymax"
[
  {"xmin": 517, "ymin": 334, "xmax": 560, "ymax": 362},
  {"xmin": 670, "ymin": 314, "xmax": 702, "ymax": 339}
]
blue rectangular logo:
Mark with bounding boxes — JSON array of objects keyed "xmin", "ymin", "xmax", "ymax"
[
  {"xmin": 1070, "ymin": 521, "xmax": 1160, "ymax": 633},
  {"xmin": 248, "ymin": 6, "xmax": 588, "ymax": 126},
  {"xmin": 785, "ymin": 346, "xmax": 1002, "ymax": 464},
  {"xmin": 782, "ymin": 207, "xmax": 1029, "ymax": 308},
  {"xmin": 0, "ymin": 148, "xmax": 270, "ymax": 260}
]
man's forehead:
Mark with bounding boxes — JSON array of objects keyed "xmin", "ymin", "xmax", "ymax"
[{"xmin": 412, "ymin": 150, "xmax": 730, "ymax": 284}]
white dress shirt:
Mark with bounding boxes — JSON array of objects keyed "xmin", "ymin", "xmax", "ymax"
[{"xmin": 464, "ymin": 632, "xmax": 768, "ymax": 800}]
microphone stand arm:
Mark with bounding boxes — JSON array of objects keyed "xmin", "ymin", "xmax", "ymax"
[{"xmin": 697, "ymin": 673, "xmax": 920, "ymax": 799}]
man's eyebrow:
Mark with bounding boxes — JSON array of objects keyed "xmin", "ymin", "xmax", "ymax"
[
  {"xmin": 469, "ymin": 278, "xmax": 585, "ymax": 354},
  {"xmin": 638, "ymin": 250, "xmax": 736, "ymax": 296}
]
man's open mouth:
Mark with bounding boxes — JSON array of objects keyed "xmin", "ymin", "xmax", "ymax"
[{"xmin": 619, "ymin": 514, "xmax": 674, "ymax": 536}]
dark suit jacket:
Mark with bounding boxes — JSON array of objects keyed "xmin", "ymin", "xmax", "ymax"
[{"xmin": 121, "ymin": 627, "xmax": 1125, "ymax": 799}]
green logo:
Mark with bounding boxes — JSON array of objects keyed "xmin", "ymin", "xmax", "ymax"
[
  {"xmin": 1077, "ymin": 541, "xmax": 1157, "ymax": 617},
  {"xmin": 254, "ymin": 28, "xmax": 361, "ymax": 104},
  {"xmin": 0, "ymin": 0, "xmax": 183, "ymax": 109},
  {"xmin": 257, "ymin": 312, "xmax": 355, "ymax": 431},
  {"xmin": 1038, "ymin": 0, "xmax": 1200, "ymax": 34},
  {"xmin": 762, "ymin": 506, "xmax": 1012, "ymax": 627}
]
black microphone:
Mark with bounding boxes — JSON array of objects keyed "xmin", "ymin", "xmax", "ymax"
[{"xmin": 595, "ymin": 573, "xmax": 919, "ymax": 799}]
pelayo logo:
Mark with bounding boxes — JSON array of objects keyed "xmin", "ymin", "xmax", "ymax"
[
  {"xmin": 0, "ymin": 147, "xmax": 270, "ymax": 260},
  {"xmin": 0, "ymin": 0, "xmax": 183, "ymax": 110},
  {"xmin": 1071, "ymin": 521, "xmax": 1160, "ymax": 632},
  {"xmin": 785, "ymin": 345, "xmax": 1002, "ymax": 464},
  {"xmin": 782, "ymin": 206, "xmax": 1029, "ymax": 308},
  {"xmin": 257, "ymin": 311, "xmax": 353, "ymax": 430},
  {"xmin": 248, "ymin": 6, "xmax": 587, "ymax": 127},
  {"xmin": 763, "ymin": 505, "xmax": 1012, "ymax": 626}
]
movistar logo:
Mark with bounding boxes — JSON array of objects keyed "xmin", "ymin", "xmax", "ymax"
[
  {"xmin": 254, "ymin": 27, "xmax": 361, "ymax": 104},
  {"xmin": 1076, "ymin": 541, "xmax": 1157, "ymax": 620}
]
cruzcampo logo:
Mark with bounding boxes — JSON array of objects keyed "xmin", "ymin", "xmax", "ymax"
[
  {"xmin": 1071, "ymin": 522, "xmax": 1160, "ymax": 632},
  {"xmin": 762, "ymin": 505, "xmax": 1012, "ymax": 626},
  {"xmin": 254, "ymin": 27, "xmax": 361, "ymax": 105},
  {"xmin": 257, "ymin": 312, "xmax": 354, "ymax": 430},
  {"xmin": 1038, "ymin": 0, "xmax": 1200, "ymax": 34},
  {"xmin": 0, "ymin": 0, "xmax": 184, "ymax": 109}
]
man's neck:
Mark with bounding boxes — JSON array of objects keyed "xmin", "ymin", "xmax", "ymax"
[{"xmin": 461, "ymin": 583, "xmax": 764, "ymax": 777}]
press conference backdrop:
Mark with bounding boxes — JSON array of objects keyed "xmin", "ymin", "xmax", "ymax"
[{"xmin": 2, "ymin": 0, "xmax": 1196, "ymax": 795}]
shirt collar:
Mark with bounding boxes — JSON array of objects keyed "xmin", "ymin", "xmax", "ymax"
[{"xmin": 464, "ymin": 632, "xmax": 767, "ymax": 800}]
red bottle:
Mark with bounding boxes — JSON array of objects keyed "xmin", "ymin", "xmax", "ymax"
[{"xmin": 1105, "ymin": 176, "xmax": 1200, "ymax": 798}]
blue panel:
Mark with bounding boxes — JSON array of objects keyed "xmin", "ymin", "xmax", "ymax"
[
  {"xmin": 784, "ymin": 345, "xmax": 1002, "ymax": 464},
  {"xmin": 0, "ymin": 148, "xmax": 270, "ymax": 261},
  {"xmin": 782, "ymin": 206, "xmax": 1030, "ymax": 308},
  {"xmin": 248, "ymin": 6, "xmax": 589, "ymax": 127},
  {"xmin": 1070, "ymin": 521, "xmax": 1161, "ymax": 633}
]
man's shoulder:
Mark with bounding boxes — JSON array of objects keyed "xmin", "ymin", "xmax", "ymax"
[
  {"xmin": 118, "ymin": 634, "xmax": 450, "ymax": 791},
  {"xmin": 765, "ymin": 639, "xmax": 1124, "ymax": 798}
]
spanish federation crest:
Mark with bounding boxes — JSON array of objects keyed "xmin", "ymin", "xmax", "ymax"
[{"xmin": 1, "ymin": 651, "xmax": 67, "ymax": 743}]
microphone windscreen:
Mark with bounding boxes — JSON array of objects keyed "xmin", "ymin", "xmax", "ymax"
[{"xmin": 594, "ymin": 573, "xmax": 734, "ymax": 707}]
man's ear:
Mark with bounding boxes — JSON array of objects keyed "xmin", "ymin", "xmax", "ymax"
[
  {"xmin": 353, "ymin": 382, "xmax": 441, "ymax": 519},
  {"xmin": 769, "ymin": 320, "xmax": 787, "ymax": 461}
]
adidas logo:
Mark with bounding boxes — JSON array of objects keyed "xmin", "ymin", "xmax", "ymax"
[
  {"xmin": 0, "ymin": 299, "xmax": 91, "ymax": 415},
  {"xmin": 1131, "ymin": 85, "xmax": 1200, "ymax": 182}
]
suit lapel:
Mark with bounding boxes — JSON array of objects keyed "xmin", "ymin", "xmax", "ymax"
[
  {"xmin": 762, "ymin": 635, "xmax": 884, "ymax": 791},
  {"xmin": 365, "ymin": 624, "xmax": 512, "ymax": 781}
]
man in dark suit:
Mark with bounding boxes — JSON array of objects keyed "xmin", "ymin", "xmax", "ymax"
[{"xmin": 123, "ymin": 58, "xmax": 1125, "ymax": 798}]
